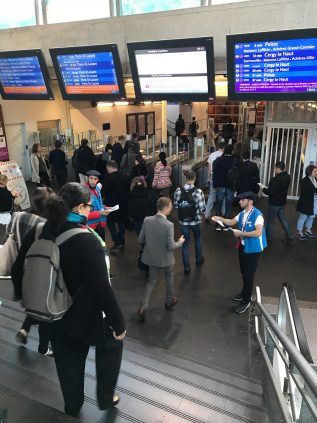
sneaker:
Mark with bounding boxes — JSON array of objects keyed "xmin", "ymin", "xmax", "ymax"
[
  {"xmin": 42, "ymin": 348, "xmax": 54, "ymax": 358},
  {"xmin": 137, "ymin": 306, "xmax": 146, "ymax": 322},
  {"xmin": 196, "ymin": 257, "xmax": 204, "ymax": 267},
  {"xmin": 297, "ymin": 233, "xmax": 307, "ymax": 241},
  {"xmin": 117, "ymin": 244, "xmax": 125, "ymax": 249},
  {"xmin": 184, "ymin": 267, "xmax": 191, "ymax": 275},
  {"xmin": 165, "ymin": 297, "xmax": 178, "ymax": 310},
  {"xmin": 232, "ymin": 293, "xmax": 244, "ymax": 302},
  {"xmin": 215, "ymin": 223, "xmax": 222, "ymax": 231},
  {"xmin": 222, "ymin": 225, "xmax": 231, "ymax": 232},
  {"xmin": 16, "ymin": 329, "xmax": 28, "ymax": 345},
  {"xmin": 305, "ymin": 230, "xmax": 316, "ymax": 238},
  {"xmin": 235, "ymin": 301, "xmax": 251, "ymax": 314}
]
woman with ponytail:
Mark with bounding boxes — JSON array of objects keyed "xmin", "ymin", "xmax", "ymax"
[
  {"xmin": 12, "ymin": 182, "xmax": 126, "ymax": 418},
  {"xmin": 152, "ymin": 151, "xmax": 172, "ymax": 197}
]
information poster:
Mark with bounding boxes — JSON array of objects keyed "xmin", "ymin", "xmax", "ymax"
[
  {"xmin": 0, "ymin": 160, "xmax": 30, "ymax": 210},
  {"xmin": 0, "ymin": 105, "xmax": 9, "ymax": 161}
]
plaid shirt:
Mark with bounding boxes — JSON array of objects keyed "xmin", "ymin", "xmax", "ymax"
[{"xmin": 174, "ymin": 183, "xmax": 206, "ymax": 226}]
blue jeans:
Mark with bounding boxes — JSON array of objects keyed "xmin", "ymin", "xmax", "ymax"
[
  {"xmin": 205, "ymin": 180, "xmax": 225, "ymax": 218},
  {"xmin": 215, "ymin": 188, "xmax": 234, "ymax": 218},
  {"xmin": 297, "ymin": 213, "xmax": 314, "ymax": 231},
  {"xmin": 266, "ymin": 205, "xmax": 293, "ymax": 241},
  {"xmin": 180, "ymin": 224, "xmax": 203, "ymax": 269}
]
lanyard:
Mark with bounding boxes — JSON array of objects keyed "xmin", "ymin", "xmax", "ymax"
[{"xmin": 241, "ymin": 207, "xmax": 254, "ymax": 233}]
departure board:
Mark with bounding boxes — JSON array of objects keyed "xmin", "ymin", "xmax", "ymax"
[
  {"xmin": 128, "ymin": 37, "xmax": 215, "ymax": 101},
  {"xmin": 227, "ymin": 29, "xmax": 317, "ymax": 101},
  {"xmin": 50, "ymin": 45, "xmax": 126, "ymax": 101},
  {"xmin": 235, "ymin": 38, "xmax": 317, "ymax": 93},
  {"xmin": 0, "ymin": 50, "xmax": 53, "ymax": 100},
  {"xmin": 56, "ymin": 52, "xmax": 119, "ymax": 95}
]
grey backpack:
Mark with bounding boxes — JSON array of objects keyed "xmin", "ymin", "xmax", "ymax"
[{"xmin": 22, "ymin": 224, "xmax": 89, "ymax": 322}]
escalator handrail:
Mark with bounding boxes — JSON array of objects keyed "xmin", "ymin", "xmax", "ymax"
[
  {"xmin": 284, "ymin": 283, "xmax": 314, "ymax": 364},
  {"xmin": 256, "ymin": 293, "xmax": 317, "ymax": 397}
]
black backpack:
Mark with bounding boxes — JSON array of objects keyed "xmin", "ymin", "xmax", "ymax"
[
  {"xmin": 227, "ymin": 166, "xmax": 240, "ymax": 191},
  {"xmin": 177, "ymin": 187, "xmax": 197, "ymax": 222}
]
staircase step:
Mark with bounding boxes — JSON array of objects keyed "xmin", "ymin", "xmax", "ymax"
[
  {"xmin": 0, "ymin": 298, "xmax": 269, "ymax": 423},
  {"xmin": 0, "ymin": 384, "xmax": 77, "ymax": 423}
]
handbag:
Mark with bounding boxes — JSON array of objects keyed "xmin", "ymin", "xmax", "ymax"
[{"xmin": 0, "ymin": 213, "xmax": 22, "ymax": 276}]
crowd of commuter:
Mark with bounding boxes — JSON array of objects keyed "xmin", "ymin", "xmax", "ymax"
[{"xmin": 0, "ymin": 128, "xmax": 316, "ymax": 419}]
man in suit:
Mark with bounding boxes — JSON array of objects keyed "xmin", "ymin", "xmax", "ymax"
[
  {"xmin": 102, "ymin": 160, "xmax": 130, "ymax": 252},
  {"xmin": 137, "ymin": 197, "xmax": 185, "ymax": 322},
  {"xmin": 238, "ymin": 150, "xmax": 260, "ymax": 194}
]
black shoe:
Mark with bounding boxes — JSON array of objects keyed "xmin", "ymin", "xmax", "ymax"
[
  {"xmin": 117, "ymin": 244, "xmax": 125, "ymax": 249},
  {"xmin": 196, "ymin": 257, "xmax": 204, "ymax": 267},
  {"xmin": 232, "ymin": 293, "xmax": 244, "ymax": 302},
  {"xmin": 297, "ymin": 233, "xmax": 307, "ymax": 241},
  {"xmin": 222, "ymin": 225, "xmax": 230, "ymax": 232},
  {"xmin": 137, "ymin": 306, "xmax": 146, "ymax": 322},
  {"xmin": 16, "ymin": 329, "xmax": 28, "ymax": 345},
  {"xmin": 0, "ymin": 408, "xmax": 8, "ymax": 423},
  {"xmin": 100, "ymin": 393, "xmax": 120, "ymax": 411},
  {"xmin": 215, "ymin": 223, "xmax": 222, "ymax": 231},
  {"xmin": 165, "ymin": 297, "xmax": 178, "ymax": 310},
  {"xmin": 305, "ymin": 230, "xmax": 316, "ymax": 238},
  {"xmin": 235, "ymin": 301, "xmax": 251, "ymax": 314},
  {"xmin": 184, "ymin": 268, "xmax": 191, "ymax": 275}
]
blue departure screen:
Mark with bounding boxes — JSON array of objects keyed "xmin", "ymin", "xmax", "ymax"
[
  {"xmin": 0, "ymin": 56, "xmax": 48, "ymax": 95},
  {"xmin": 56, "ymin": 52, "xmax": 119, "ymax": 95},
  {"xmin": 234, "ymin": 37, "xmax": 317, "ymax": 94}
]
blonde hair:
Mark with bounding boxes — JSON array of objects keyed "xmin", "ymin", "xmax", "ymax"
[{"xmin": 0, "ymin": 174, "xmax": 9, "ymax": 186}]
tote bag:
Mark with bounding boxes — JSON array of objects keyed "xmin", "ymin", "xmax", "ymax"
[{"xmin": 0, "ymin": 213, "xmax": 22, "ymax": 276}]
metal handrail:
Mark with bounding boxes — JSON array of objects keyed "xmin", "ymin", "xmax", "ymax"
[{"xmin": 256, "ymin": 290, "xmax": 317, "ymax": 398}]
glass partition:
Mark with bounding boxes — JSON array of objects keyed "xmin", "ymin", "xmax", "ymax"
[
  {"xmin": 0, "ymin": 0, "xmax": 36, "ymax": 29},
  {"xmin": 120, "ymin": 0, "xmax": 201, "ymax": 15},
  {"xmin": 46, "ymin": 0, "xmax": 110, "ymax": 24}
]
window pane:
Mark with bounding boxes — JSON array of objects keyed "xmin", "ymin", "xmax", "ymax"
[
  {"xmin": 0, "ymin": 0, "xmax": 36, "ymax": 29},
  {"xmin": 47, "ymin": 0, "xmax": 110, "ymax": 24},
  {"xmin": 121, "ymin": 0, "xmax": 201, "ymax": 15}
]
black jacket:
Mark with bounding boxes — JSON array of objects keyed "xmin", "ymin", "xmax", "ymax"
[
  {"xmin": 296, "ymin": 176, "xmax": 317, "ymax": 215},
  {"xmin": 238, "ymin": 160, "xmax": 260, "ymax": 194},
  {"xmin": 49, "ymin": 149, "xmax": 67, "ymax": 171},
  {"xmin": 111, "ymin": 143, "xmax": 124, "ymax": 167},
  {"xmin": 129, "ymin": 187, "xmax": 157, "ymax": 221},
  {"xmin": 263, "ymin": 171, "xmax": 291, "ymax": 206},
  {"xmin": 123, "ymin": 140, "xmax": 140, "ymax": 155},
  {"xmin": 0, "ymin": 187, "xmax": 14, "ymax": 212},
  {"xmin": 213, "ymin": 154, "xmax": 234, "ymax": 189},
  {"xmin": 11, "ymin": 222, "xmax": 126, "ymax": 346},
  {"xmin": 77, "ymin": 145, "xmax": 95, "ymax": 174},
  {"xmin": 102, "ymin": 171, "xmax": 130, "ymax": 222},
  {"xmin": 130, "ymin": 163, "xmax": 148, "ymax": 180}
]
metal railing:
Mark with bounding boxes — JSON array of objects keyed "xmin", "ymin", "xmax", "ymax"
[{"xmin": 255, "ymin": 285, "xmax": 317, "ymax": 422}]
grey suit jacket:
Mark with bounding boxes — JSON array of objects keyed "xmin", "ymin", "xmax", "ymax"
[{"xmin": 138, "ymin": 214, "xmax": 182, "ymax": 268}]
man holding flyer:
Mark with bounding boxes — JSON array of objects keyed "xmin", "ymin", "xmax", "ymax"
[{"xmin": 213, "ymin": 191, "xmax": 267, "ymax": 314}]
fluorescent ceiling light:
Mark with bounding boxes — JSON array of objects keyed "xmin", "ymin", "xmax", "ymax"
[
  {"xmin": 114, "ymin": 101, "xmax": 129, "ymax": 106},
  {"xmin": 97, "ymin": 102, "xmax": 113, "ymax": 107}
]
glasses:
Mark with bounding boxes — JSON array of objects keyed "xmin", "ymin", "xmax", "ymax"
[{"xmin": 84, "ymin": 204, "xmax": 94, "ymax": 211}]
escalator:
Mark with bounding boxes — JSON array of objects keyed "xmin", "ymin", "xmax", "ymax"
[{"xmin": 256, "ymin": 283, "xmax": 317, "ymax": 423}]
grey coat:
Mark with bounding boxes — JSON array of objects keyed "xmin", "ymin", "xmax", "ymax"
[{"xmin": 138, "ymin": 214, "xmax": 182, "ymax": 268}]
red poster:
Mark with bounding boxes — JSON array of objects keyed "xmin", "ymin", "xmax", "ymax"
[{"xmin": 0, "ymin": 105, "xmax": 9, "ymax": 161}]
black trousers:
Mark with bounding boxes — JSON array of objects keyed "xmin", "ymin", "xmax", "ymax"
[
  {"xmin": 21, "ymin": 316, "xmax": 50, "ymax": 354},
  {"xmin": 54, "ymin": 169, "xmax": 67, "ymax": 189},
  {"xmin": 238, "ymin": 247, "xmax": 260, "ymax": 302},
  {"xmin": 49, "ymin": 329, "xmax": 123, "ymax": 416}
]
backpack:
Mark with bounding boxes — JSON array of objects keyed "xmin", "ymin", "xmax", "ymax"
[
  {"xmin": 177, "ymin": 187, "xmax": 197, "ymax": 222},
  {"xmin": 21, "ymin": 224, "xmax": 89, "ymax": 322},
  {"xmin": 227, "ymin": 166, "xmax": 240, "ymax": 191}
]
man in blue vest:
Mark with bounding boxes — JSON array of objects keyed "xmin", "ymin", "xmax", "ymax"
[
  {"xmin": 214, "ymin": 191, "xmax": 267, "ymax": 314},
  {"xmin": 85, "ymin": 170, "xmax": 110, "ymax": 239}
]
